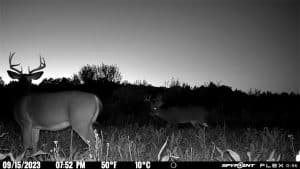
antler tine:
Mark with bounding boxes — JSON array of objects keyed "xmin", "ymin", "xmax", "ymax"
[
  {"xmin": 144, "ymin": 96, "xmax": 151, "ymax": 102},
  {"xmin": 9, "ymin": 52, "xmax": 23, "ymax": 74},
  {"xmin": 29, "ymin": 55, "xmax": 46, "ymax": 74}
]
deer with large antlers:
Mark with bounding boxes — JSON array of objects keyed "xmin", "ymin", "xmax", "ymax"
[{"xmin": 7, "ymin": 52, "xmax": 102, "ymax": 153}]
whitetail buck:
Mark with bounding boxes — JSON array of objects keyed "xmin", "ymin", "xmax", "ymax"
[
  {"xmin": 7, "ymin": 52, "xmax": 102, "ymax": 153},
  {"xmin": 147, "ymin": 96, "xmax": 209, "ymax": 128}
]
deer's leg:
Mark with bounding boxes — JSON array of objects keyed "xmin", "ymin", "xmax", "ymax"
[
  {"xmin": 22, "ymin": 125, "xmax": 33, "ymax": 152},
  {"xmin": 88, "ymin": 125, "xmax": 96, "ymax": 145},
  {"xmin": 31, "ymin": 128, "xmax": 40, "ymax": 153}
]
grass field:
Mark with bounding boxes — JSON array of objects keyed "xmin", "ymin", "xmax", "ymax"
[{"xmin": 0, "ymin": 121, "xmax": 299, "ymax": 161}]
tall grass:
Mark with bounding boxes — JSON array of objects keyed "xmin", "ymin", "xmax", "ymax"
[{"xmin": 0, "ymin": 122, "xmax": 299, "ymax": 161}]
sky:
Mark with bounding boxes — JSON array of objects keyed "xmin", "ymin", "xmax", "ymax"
[{"xmin": 0, "ymin": 0, "xmax": 299, "ymax": 93}]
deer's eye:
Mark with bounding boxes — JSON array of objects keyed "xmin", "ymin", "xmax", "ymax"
[{"xmin": 153, "ymin": 107, "xmax": 157, "ymax": 111}]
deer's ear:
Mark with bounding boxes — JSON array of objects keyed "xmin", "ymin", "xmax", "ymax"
[
  {"xmin": 29, "ymin": 71, "xmax": 44, "ymax": 80},
  {"xmin": 7, "ymin": 70, "xmax": 21, "ymax": 79}
]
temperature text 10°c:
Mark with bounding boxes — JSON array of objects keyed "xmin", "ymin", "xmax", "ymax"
[{"xmin": 135, "ymin": 161, "xmax": 151, "ymax": 169}]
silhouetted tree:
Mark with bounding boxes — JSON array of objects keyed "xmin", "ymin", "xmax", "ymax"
[
  {"xmin": 39, "ymin": 77, "xmax": 80, "ymax": 92},
  {"xmin": 134, "ymin": 80, "xmax": 149, "ymax": 86},
  {"xmin": 97, "ymin": 63, "xmax": 122, "ymax": 83},
  {"xmin": 169, "ymin": 77, "xmax": 181, "ymax": 88},
  {"xmin": 78, "ymin": 63, "xmax": 122, "ymax": 84},
  {"xmin": 78, "ymin": 64, "xmax": 98, "ymax": 84},
  {"xmin": 122, "ymin": 80, "xmax": 130, "ymax": 85},
  {"xmin": 0, "ymin": 76, "xmax": 4, "ymax": 86},
  {"xmin": 40, "ymin": 78, "xmax": 56, "ymax": 85},
  {"xmin": 71, "ymin": 74, "xmax": 81, "ymax": 85}
]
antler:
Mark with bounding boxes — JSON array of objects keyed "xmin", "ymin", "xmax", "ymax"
[
  {"xmin": 28, "ymin": 56, "xmax": 46, "ymax": 74},
  {"xmin": 9, "ymin": 52, "xmax": 23, "ymax": 74},
  {"xmin": 144, "ymin": 96, "xmax": 151, "ymax": 102}
]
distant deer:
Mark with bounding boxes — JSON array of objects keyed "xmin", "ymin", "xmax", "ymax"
[
  {"xmin": 7, "ymin": 52, "xmax": 102, "ymax": 153},
  {"xmin": 147, "ymin": 95, "xmax": 209, "ymax": 128}
]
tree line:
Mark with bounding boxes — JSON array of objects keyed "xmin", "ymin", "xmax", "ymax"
[{"xmin": 0, "ymin": 63, "xmax": 299, "ymax": 129}]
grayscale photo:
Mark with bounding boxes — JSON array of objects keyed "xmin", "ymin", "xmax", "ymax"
[{"xmin": 0, "ymin": 0, "xmax": 299, "ymax": 165}]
